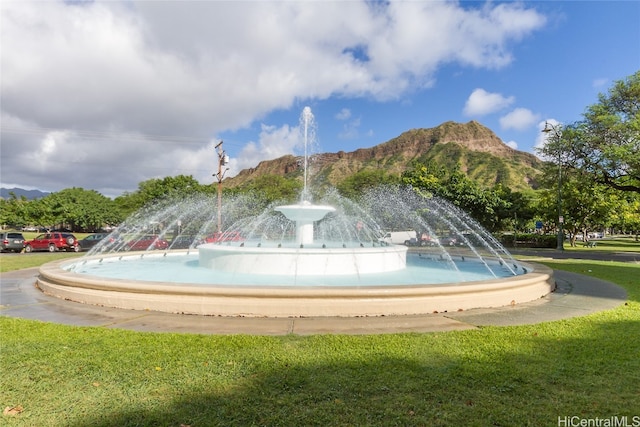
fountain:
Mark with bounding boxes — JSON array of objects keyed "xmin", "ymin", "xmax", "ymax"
[{"xmin": 36, "ymin": 107, "xmax": 554, "ymax": 318}]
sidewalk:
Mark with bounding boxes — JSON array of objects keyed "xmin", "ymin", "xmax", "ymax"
[{"xmin": 0, "ymin": 260, "xmax": 628, "ymax": 335}]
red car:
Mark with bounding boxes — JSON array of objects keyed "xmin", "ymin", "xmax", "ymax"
[
  {"xmin": 204, "ymin": 231, "xmax": 244, "ymax": 243},
  {"xmin": 24, "ymin": 232, "xmax": 80, "ymax": 252},
  {"xmin": 124, "ymin": 235, "xmax": 169, "ymax": 251}
]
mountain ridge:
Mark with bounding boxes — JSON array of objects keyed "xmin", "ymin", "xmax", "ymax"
[
  {"xmin": 0, "ymin": 187, "xmax": 50, "ymax": 200},
  {"xmin": 224, "ymin": 121, "xmax": 542, "ymax": 191}
]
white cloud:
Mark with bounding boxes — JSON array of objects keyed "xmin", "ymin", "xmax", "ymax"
[
  {"xmin": 505, "ymin": 140, "xmax": 518, "ymax": 150},
  {"xmin": 333, "ymin": 107, "xmax": 362, "ymax": 140},
  {"xmin": 463, "ymin": 88, "xmax": 515, "ymax": 116},
  {"xmin": 0, "ymin": 0, "xmax": 546, "ymax": 195},
  {"xmin": 231, "ymin": 124, "xmax": 301, "ymax": 175},
  {"xmin": 499, "ymin": 108, "xmax": 540, "ymax": 131},
  {"xmin": 336, "ymin": 108, "xmax": 352, "ymax": 121},
  {"xmin": 338, "ymin": 117, "xmax": 362, "ymax": 140}
]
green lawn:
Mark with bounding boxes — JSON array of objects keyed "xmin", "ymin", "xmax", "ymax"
[
  {"xmin": 0, "ymin": 252, "xmax": 83, "ymax": 273},
  {"xmin": 563, "ymin": 236, "xmax": 640, "ymax": 252},
  {"xmin": 1, "ymin": 251, "xmax": 639, "ymax": 426}
]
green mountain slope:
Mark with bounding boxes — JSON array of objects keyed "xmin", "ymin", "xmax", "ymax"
[{"xmin": 224, "ymin": 121, "xmax": 542, "ymax": 192}]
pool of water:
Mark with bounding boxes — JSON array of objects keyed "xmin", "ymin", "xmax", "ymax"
[{"xmin": 66, "ymin": 252, "xmax": 524, "ymax": 288}]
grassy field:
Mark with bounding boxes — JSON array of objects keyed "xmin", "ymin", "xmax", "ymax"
[
  {"xmin": 0, "ymin": 252, "xmax": 83, "ymax": 273},
  {"xmin": 0, "ymin": 243, "xmax": 639, "ymax": 426},
  {"xmin": 562, "ymin": 236, "xmax": 640, "ymax": 252}
]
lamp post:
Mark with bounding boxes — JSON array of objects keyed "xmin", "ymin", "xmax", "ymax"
[
  {"xmin": 541, "ymin": 121, "xmax": 564, "ymax": 251},
  {"xmin": 213, "ymin": 141, "xmax": 229, "ymax": 234}
]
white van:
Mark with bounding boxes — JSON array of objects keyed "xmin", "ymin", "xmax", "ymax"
[{"xmin": 379, "ymin": 231, "xmax": 417, "ymax": 245}]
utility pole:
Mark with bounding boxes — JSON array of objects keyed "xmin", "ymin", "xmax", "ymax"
[{"xmin": 214, "ymin": 141, "xmax": 229, "ymax": 234}]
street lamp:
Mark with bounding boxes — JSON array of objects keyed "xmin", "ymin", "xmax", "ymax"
[{"xmin": 541, "ymin": 121, "xmax": 564, "ymax": 251}]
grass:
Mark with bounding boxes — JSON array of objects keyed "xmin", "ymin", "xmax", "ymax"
[
  {"xmin": 1, "ymin": 248, "xmax": 639, "ymax": 426},
  {"xmin": 0, "ymin": 252, "xmax": 83, "ymax": 273},
  {"xmin": 562, "ymin": 236, "xmax": 640, "ymax": 252}
]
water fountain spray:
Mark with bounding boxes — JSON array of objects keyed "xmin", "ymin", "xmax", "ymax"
[{"xmin": 36, "ymin": 107, "xmax": 553, "ymax": 318}]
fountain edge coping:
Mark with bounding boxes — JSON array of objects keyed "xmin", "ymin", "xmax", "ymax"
[{"xmin": 35, "ymin": 252, "xmax": 555, "ymax": 317}]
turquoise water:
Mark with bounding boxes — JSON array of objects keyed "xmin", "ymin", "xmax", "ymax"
[{"xmin": 67, "ymin": 252, "xmax": 524, "ymax": 288}]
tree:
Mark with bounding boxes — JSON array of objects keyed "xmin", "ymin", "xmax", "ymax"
[
  {"xmin": 0, "ymin": 193, "xmax": 29, "ymax": 229},
  {"xmin": 44, "ymin": 188, "xmax": 123, "ymax": 232},
  {"xmin": 114, "ymin": 175, "xmax": 212, "ymax": 217},
  {"xmin": 493, "ymin": 185, "xmax": 538, "ymax": 233},
  {"xmin": 607, "ymin": 192, "xmax": 640, "ymax": 240},
  {"xmin": 241, "ymin": 174, "xmax": 303, "ymax": 205},
  {"xmin": 23, "ymin": 197, "xmax": 55, "ymax": 229},
  {"xmin": 540, "ymin": 71, "xmax": 640, "ymax": 193},
  {"xmin": 401, "ymin": 162, "xmax": 515, "ymax": 231},
  {"xmin": 535, "ymin": 163, "xmax": 616, "ymax": 246},
  {"xmin": 336, "ymin": 170, "xmax": 400, "ymax": 200}
]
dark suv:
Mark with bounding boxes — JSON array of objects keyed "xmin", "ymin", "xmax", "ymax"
[
  {"xmin": 0, "ymin": 232, "xmax": 26, "ymax": 253},
  {"xmin": 24, "ymin": 232, "xmax": 80, "ymax": 252}
]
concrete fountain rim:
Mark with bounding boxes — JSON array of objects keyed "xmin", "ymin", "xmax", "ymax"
[{"xmin": 35, "ymin": 251, "xmax": 555, "ymax": 318}]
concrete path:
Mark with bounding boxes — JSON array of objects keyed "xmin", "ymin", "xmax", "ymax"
[{"xmin": 0, "ymin": 257, "xmax": 629, "ymax": 335}]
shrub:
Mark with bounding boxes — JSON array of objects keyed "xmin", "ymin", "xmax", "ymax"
[{"xmin": 500, "ymin": 233, "xmax": 557, "ymax": 248}]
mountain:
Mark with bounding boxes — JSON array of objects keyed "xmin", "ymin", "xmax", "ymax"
[
  {"xmin": 0, "ymin": 187, "xmax": 50, "ymax": 200},
  {"xmin": 224, "ymin": 121, "xmax": 542, "ymax": 192}
]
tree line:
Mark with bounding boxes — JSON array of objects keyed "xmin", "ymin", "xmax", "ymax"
[{"xmin": 2, "ymin": 72, "xmax": 639, "ymax": 242}]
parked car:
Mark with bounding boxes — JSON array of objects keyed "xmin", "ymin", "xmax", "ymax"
[
  {"xmin": 439, "ymin": 235, "xmax": 464, "ymax": 246},
  {"xmin": 124, "ymin": 235, "xmax": 169, "ymax": 251},
  {"xmin": 204, "ymin": 231, "xmax": 244, "ymax": 243},
  {"xmin": 169, "ymin": 235, "xmax": 201, "ymax": 249},
  {"xmin": 0, "ymin": 232, "xmax": 26, "ymax": 253},
  {"xmin": 404, "ymin": 233, "xmax": 439, "ymax": 247},
  {"xmin": 78, "ymin": 233, "xmax": 113, "ymax": 251},
  {"xmin": 419, "ymin": 233, "xmax": 439, "ymax": 246},
  {"xmin": 24, "ymin": 232, "xmax": 80, "ymax": 252}
]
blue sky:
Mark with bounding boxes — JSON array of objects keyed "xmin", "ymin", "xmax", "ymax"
[{"xmin": 1, "ymin": 1, "xmax": 639, "ymax": 197}]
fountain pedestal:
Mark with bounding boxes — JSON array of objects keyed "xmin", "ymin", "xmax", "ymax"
[
  {"xmin": 274, "ymin": 202, "xmax": 335, "ymax": 245},
  {"xmin": 199, "ymin": 201, "xmax": 408, "ymax": 276},
  {"xmin": 198, "ymin": 244, "xmax": 408, "ymax": 276}
]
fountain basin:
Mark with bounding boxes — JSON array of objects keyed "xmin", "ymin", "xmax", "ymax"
[
  {"xmin": 198, "ymin": 243, "xmax": 407, "ymax": 275},
  {"xmin": 36, "ymin": 252, "xmax": 555, "ymax": 317}
]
